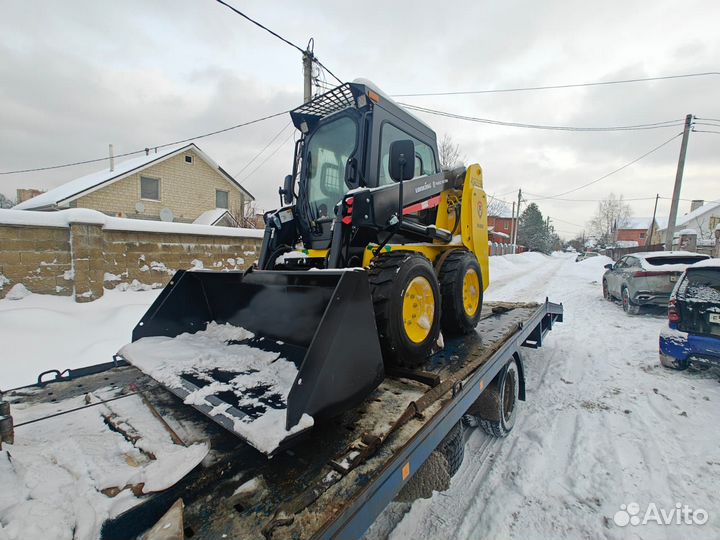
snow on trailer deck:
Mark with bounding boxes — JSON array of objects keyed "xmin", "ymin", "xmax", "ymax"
[{"xmin": 1, "ymin": 301, "xmax": 558, "ymax": 540}]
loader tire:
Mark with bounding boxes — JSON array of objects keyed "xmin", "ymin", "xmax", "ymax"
[
  {"xmin": 369, "ymin": 252, "xmax": 441, "ymax": 369},
  {"xmin": 439, "ymin": 250, "xmax": 483, "ymax": 335}
]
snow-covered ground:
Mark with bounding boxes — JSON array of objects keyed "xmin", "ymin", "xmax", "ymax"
[
  {"xmin": 1, "ymin": 252, "xmax": 718, "ymax": 539},
  {"xmin": 369, "ymin": 252, "xmax": 720, "ymax": 540},
  {"xmin": 0, "ymin": 288, "xmax": 160, "ymax": 390}
]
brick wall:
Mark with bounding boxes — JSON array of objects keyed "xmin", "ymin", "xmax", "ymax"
[
  {"xmin": 75, "ymin": 149, "xmax": 246, "ymax": 223},
  {"xmin": 0, "ymin": 220, "xmax": 261, "ymax": 302}
]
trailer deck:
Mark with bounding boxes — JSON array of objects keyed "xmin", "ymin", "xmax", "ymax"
[{"xmin": 1, "ymin": 300, "xmax": 562, "ymax": 540}]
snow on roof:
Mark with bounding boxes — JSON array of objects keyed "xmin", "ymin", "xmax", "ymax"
[
  {"xmin": 676, "ymin": 200, "xmax": 720, "ymax": 227},
  {"xmin": 615, "ymin": 240, "xmax": 639, "ymax": 248},
  {"xmin": 0, "ymin": 208, "xmax": 263, "ymax": 238},
  {"xmin": 620, "ymin": 217, "xmax": 653, "ymax": 230},
  {"xmin": 193, "ymin": 208, "xmax": 237, "ymax": 226},
  {"xmin": 689, "ymin": 258, "xmax": 720, "ymax": 269},
  {"xmin": 14, "ymin": 143, "xmax": 253, "ymax": 210},
  {"xmin": 634, "ymin": 250, "xmax": 705, "ymax": 259}
]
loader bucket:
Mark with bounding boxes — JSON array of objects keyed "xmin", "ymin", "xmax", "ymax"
[{"xmin": 119, "ymin": 269, "xmax": 384, "ymax": 455}]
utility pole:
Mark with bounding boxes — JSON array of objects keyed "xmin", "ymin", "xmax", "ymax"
[
  {"xmin": 302, "ymin": 49, "xmax": 314, "ymax": 103},
  {"xmin": 512, "ymin": 188, "xmax": 522, "ymax": 248},
  {"xmin": 649, "ymin": 193, "xmax": 659, "ymax": 247},
  {"xmin": 109, "ymin": 143, "xmax": 114, "ymax": 172},
  {"xmin": 664, "ymin": 114, "xmax": 693, "ymax": 250}
]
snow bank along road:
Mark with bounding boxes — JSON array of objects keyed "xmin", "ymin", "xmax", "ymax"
[{"xmin": 367, "ymin": 252, "xmax": 720, "ymax": 540}]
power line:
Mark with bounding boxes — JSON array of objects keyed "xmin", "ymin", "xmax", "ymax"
[
  {"xmin": 213, "ymin": 0, "xmax": 342, "ymax": 85},
  {"xmin": 526, "ymin": 132, "xmax": 683, "ymax": 201},
  {"xmin": 239, "ymin": 130, "xmax": 296, "ymax": 183},
  {"xmin": 214, "ymin": 0, "xmax": 304, "ymax": 53},
  {"xmin": 693, "ymin": 129, "xmax": 720, "ymax": 135},
  {"xmin": 232, "ymin": 121, "xmax": 292, "ymax": 177},
  {"xmin": 0, "ymin": 110, "xmax": 289, "ymax": 175},
  {"xmin": 393, "ymin": 72, "xmax": 720, "ymax": 97},
  {"xmin": 401, "ymin": 103, "xmax": 685, "ymax": 132}
]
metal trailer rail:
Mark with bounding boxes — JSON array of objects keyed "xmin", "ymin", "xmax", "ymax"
[{"xmin": 2, "ymin": 300, "xmax": 562, "ymax": 540}]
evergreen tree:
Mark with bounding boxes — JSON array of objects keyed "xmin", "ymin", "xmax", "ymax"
[{"xmin": 517, "ymin": 203, "xmax": 551, "ymax": 253}]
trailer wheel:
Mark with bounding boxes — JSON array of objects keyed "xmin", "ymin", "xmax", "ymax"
[
  {"xmin": 438, "ymin": 421, "xmax": 465, "ymax": 476},
  {"xmin": 369, "ymin": 252, "xmax": 441, "ymax": 368},
  {"xmin": 438, "ymin": 250, "xmax": 483, "ymax": 335},
  {"xmin": 469, "ymin": 359, "xmax": 519, "ymax": 437}
]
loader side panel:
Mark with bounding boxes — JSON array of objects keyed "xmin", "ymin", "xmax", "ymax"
[{"xmin": 461, "ymin": 164, "xmax": 490, "ymax": 290}]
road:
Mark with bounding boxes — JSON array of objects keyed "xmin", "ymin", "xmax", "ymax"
[{"xmin": 367, "ymin": 252, "xmax": 720, "ymax": 540}]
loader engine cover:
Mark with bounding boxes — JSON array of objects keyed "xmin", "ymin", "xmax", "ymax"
[{"xmin": 118, "ymin": 268, "xmax": 384, "ymax": 455}]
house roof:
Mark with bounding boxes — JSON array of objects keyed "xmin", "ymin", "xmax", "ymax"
[
  {"xmin": 674, "ymin": 200, "xmax": 720, "ymax": 228},
  {"xmin": 15, "ymin": 143, "xmax": 254, "ymax": 210},
  {"xmin": 620, "ymin": 217, "xmax": 653, "ymax": 230},
  {"xmin": 193, "ymin": 208, "xmax": 238, "ymax": 226}
]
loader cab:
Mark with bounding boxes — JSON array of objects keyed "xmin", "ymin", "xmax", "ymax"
[{"xmin": 289, "ymin": 80, "xmax": 441, "ymax": 253}]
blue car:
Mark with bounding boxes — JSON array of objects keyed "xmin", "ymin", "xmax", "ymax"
[{"xmin": 659, "ymin": 258, "xmax": 720, "ymax": 370}]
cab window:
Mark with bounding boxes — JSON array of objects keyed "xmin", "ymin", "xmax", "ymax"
[{"xmin": 378, "ymin": 123, "xmax": 437, "ymax": 186}]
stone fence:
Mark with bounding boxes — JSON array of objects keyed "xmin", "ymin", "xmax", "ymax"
[{"xmin": 0, "ymin": 209, "xmax": 263, "ymax": 302}]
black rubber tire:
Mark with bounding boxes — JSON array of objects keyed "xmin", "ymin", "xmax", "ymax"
[
  {"xmin": 602, "ymin": 280, "xmax": 612, "ymax": 301},
  {"xmin": 622, "ymin": 287, "xmax": 640, "ymax": 315},
  {"xmin": 438, "ymin": 421, "xmax": 465, "ymax": 477},
  {"xmin": 368, "ymin": 252, "xmax": 442, "ymax": 368},
  {"xmin": 659, "ymin": 353, "xmax": 689, "ymax": 370},
  {"xmin": 468, "ymin": 359, "xmax": 519, "ymax": 438},
  {"xmin": 438, "ymin": 250, "xmax": 483, "ymax": 335}
]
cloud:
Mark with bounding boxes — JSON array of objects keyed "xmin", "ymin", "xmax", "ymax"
[{"xmin": 0, "ymin": 0, "xmax": 718, "ymax": 235}]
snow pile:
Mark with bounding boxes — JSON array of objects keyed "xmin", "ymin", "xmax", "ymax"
[
  {"xmin": 3, "ymin": 284, "xmax": 31, "ymax": 301},
  {"xmin": 0, "ymin": 274, "xmax": 9, "ymax": 289},
  {"xmin": 0, "ymin": 288, "xmax": 161, "ymax": 390},
  {"xmin": 0, "ymin": 393, "xmax": 208, "ymax": 540},
  {"xmin": 119, "ymin": 323, "xmax": 314, "ymax": 454}
]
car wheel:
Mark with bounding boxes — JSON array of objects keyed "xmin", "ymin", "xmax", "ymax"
[
  {"xmin": 602, "ymin": 280, "xmax": 612, "ymax": 301},
  {"xmin": 659, "ymin": 353, "xmax": 688, "ymax": 370},
  {"xmin": 622, "ymin": 287, "xmax": 640, "ymax": 315}
]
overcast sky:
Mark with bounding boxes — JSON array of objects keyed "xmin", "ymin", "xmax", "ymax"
[{"xmin": 1, "ymin": 0, "xmax": 718, "ymax": 237}]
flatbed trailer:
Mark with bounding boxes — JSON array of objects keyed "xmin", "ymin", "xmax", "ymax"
[{"xmin": 2, "ymin": 300, "xmax": 562, "ymax": 540}]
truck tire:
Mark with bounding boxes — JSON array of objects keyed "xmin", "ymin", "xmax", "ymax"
[
  {"xmin": 369, "ymin": 252, "xmax": 442, "ymax": 368},
  {"xmin": 622, "ymin": 287, "xmax": 640, "ymax": 315},
  {"xmin": 468, "ymin": 359, "xmax": 519, "ymax": 437},
  {"xmin": 438, "ymin": 421, "xmax": 465, "ymax": 476},
  {"xmin": 438, "ymin": 250, "xmax": 483, "ymax": 335}
]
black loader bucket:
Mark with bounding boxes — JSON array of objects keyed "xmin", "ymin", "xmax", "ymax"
[{"xmin": 118, "ymin": 269, "xmax": 384, "ymax": 455}]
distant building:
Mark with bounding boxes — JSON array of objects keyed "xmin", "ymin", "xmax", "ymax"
[
  {"xmin": 615, "ymin": 217, "xmax": 656, "ymax": 247},
  {"xmin": 487, "ymin": 201, "xmax": 515, "ymax": 244},
  {"xmin": 16, "ymin": 188, "xmax": 45, "ymax": 204},
  {"xmin": 14, "ymin": 143, "xmax": 254, "ymax": 224},
  {"xmin": 657, "ymin": 199, "xmax": 720, "ymax": 244}
]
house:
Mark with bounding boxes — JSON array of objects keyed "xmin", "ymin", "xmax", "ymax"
[
  {"xmin": 657, "ymin": 199, "xmax": 720, "ymax": 244},
  {"xmin": 487, "ymin": 201, "xmax": 515, "ymax": 244},
  {"xmin": 14, "ymin": 143, "xmax": 254, "ymax": 224},
  {"xmin": 615, "ymin": 217, "xmax": 656, "ymax": 247}
]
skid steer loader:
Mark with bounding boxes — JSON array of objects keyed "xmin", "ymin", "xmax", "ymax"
[{"xmin": 118, "ymin": 79, "xmax": 490, "ymax": 454}]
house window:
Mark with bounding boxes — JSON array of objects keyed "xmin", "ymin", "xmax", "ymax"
[
  {"xmin": 216, "ymin": 190, "xmax": 229, "ymax": 209},
  {"xmin": 503, "ymin": 222, "xmax": 509, "ymax": 230},
  {"xmin": 184, "ymin": 155, "xmax": 194, "ymax": 164},
  {"xmin": 140, "ymin": 176, "xmax": 160, "ymax": 200}
]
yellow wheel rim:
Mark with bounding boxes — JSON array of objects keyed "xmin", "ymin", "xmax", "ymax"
[
  {"xmin": 463, "ymin": 268, "xmax": 480, "ymax": 317},
  {"xmin": 402, "ymin": 276, "xmax": 435, "ymax": 344}
]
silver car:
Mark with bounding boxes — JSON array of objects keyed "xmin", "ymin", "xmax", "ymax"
[{"xmin": 602, "ymin": 251, "xmax": 710, "ymax": 314}]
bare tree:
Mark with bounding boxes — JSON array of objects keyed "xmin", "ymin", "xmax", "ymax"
[
  {"xmin": 228, "ymin": 199, "xmax": 263, "ymax": 228},
  {"xmin": 588, "ymin": 193, "xmax": 632, "ymax": 247},
  {"xmin": 486, "ymin": 195, "xmax": 510, "ymax": 218},
  {"xmin": 0, "ymin": 193, "xmax": 15, "ymax": 209},
  {"xmin": 438, "ymin": 133, "xmax": 466, "ymax": 170}
]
